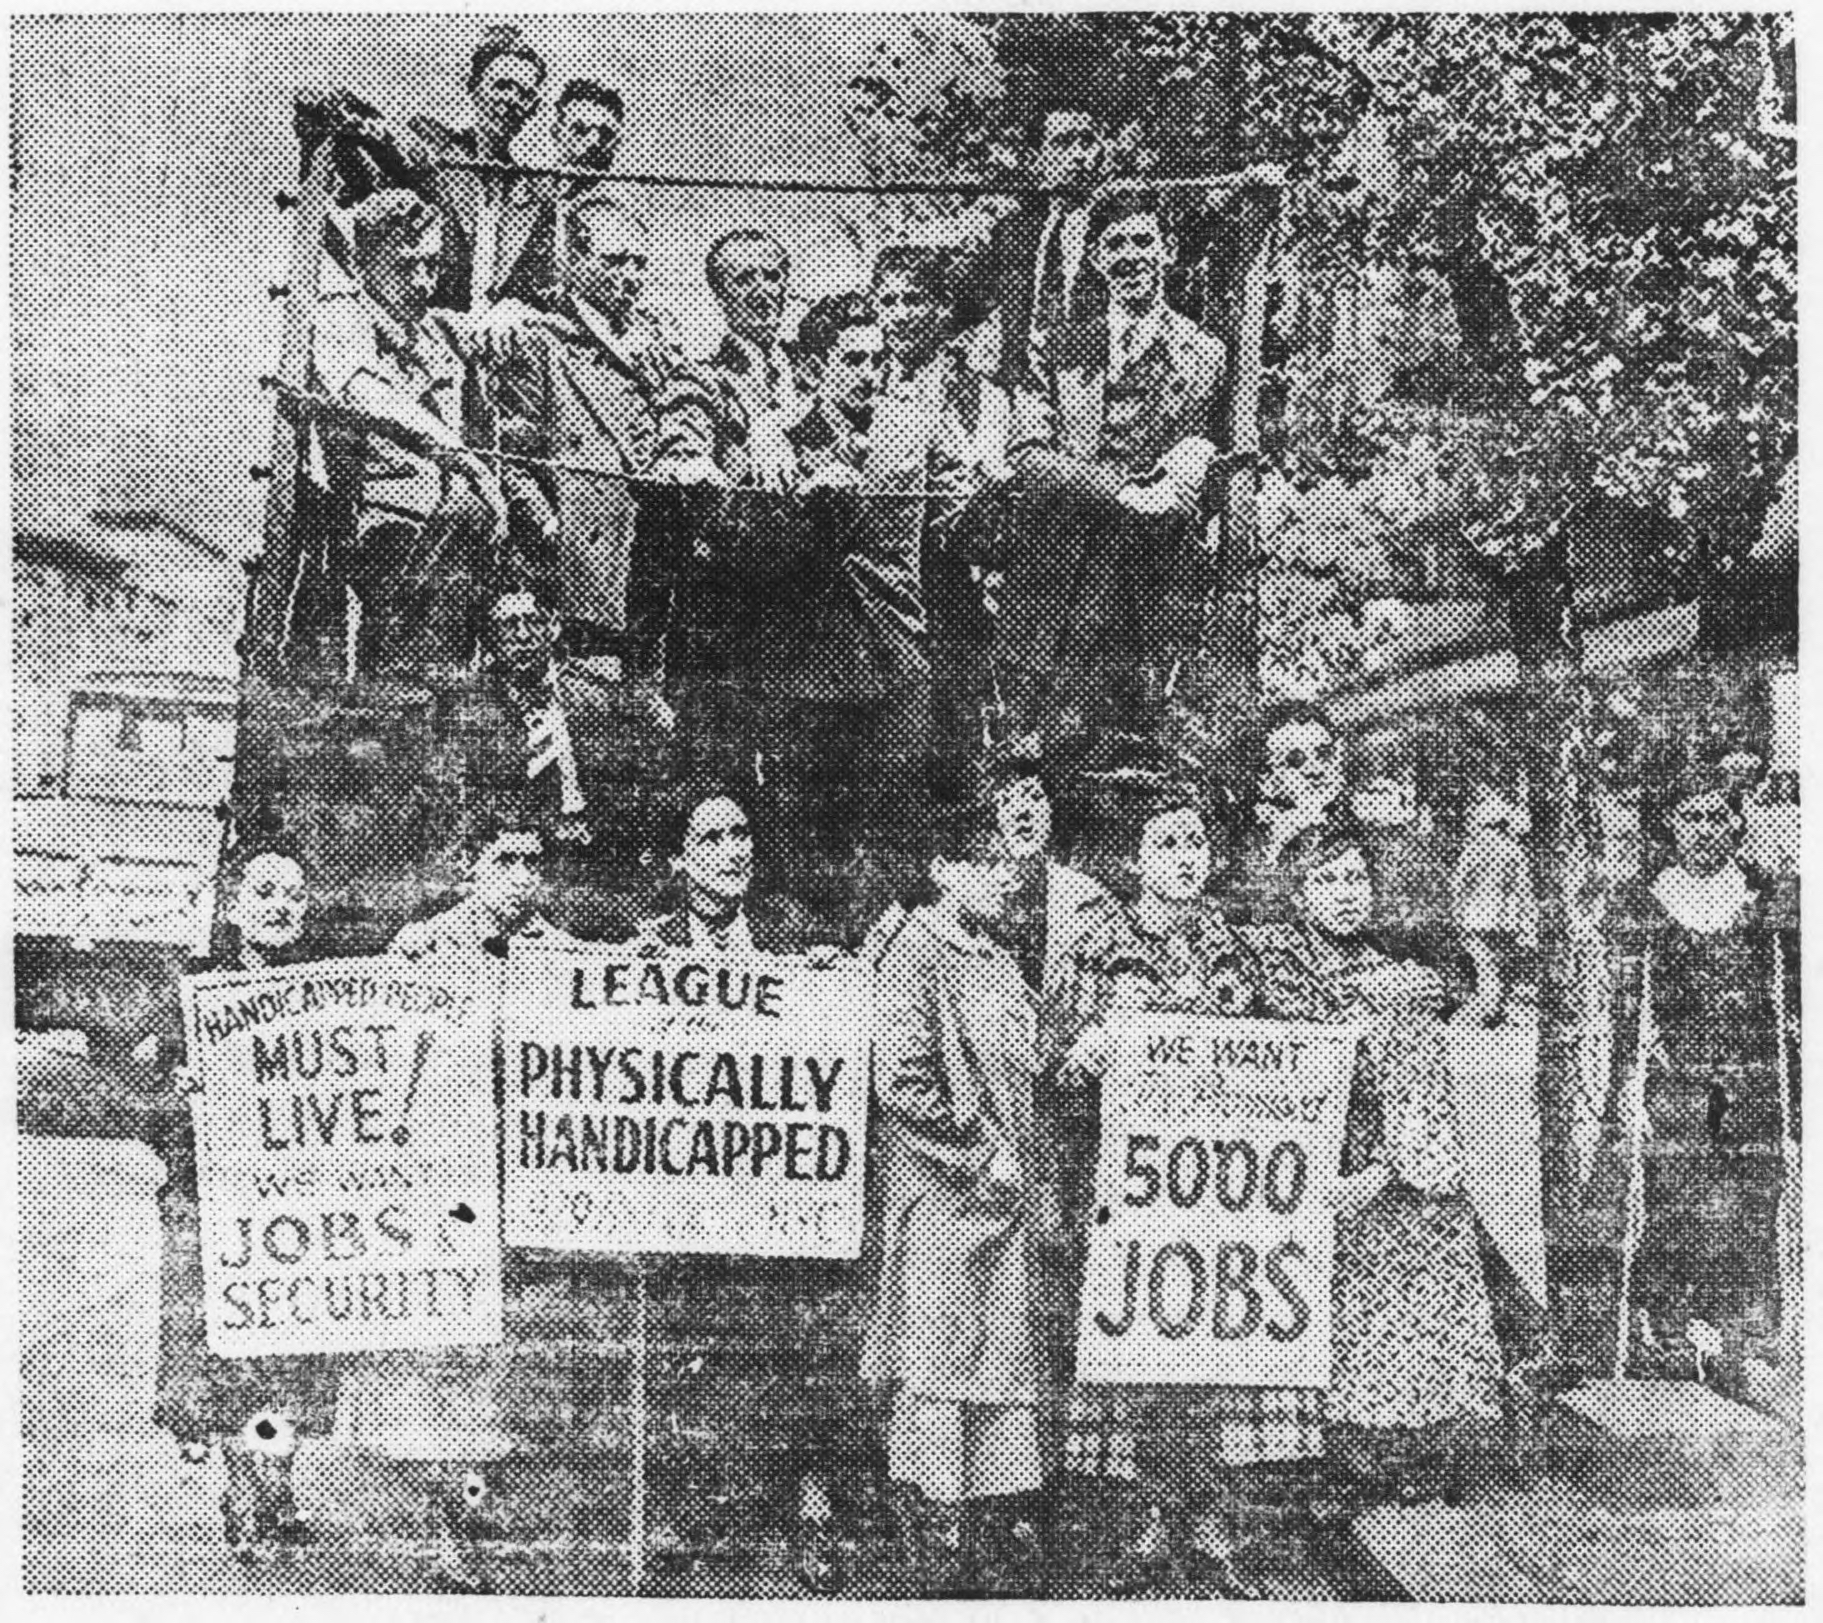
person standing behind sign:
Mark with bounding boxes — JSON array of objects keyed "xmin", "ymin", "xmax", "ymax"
[
  {"xmin": 864, "ymin": 801, "xmax": 1049, "ymax": 1596},
  {"xmin": 340, "ymin": 817, "xmax": 582, "ymax": 1592},
  {"xmin": 1247, "ymin": 824, "xmax": 1502, "ymax": 1513},
  {"xmin": 149, "ymin": 852, "xmax": 339, "ymax": 1561},
  {"xmin": 1042, "ymin": 772, "xmax": 1284, "ymax": 1597},
  {"xmin": 630, "ymin": 786, "xmax": 858, "ymax": 1593}
]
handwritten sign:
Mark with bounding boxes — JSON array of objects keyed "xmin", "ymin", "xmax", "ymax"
[
  {"xmin": 183, "ymin": 957, "xmax": 503, "ymax": 1357},
  {"xmin": 502, "ymin": 946, "xmax": 870, "ymax": 1259},
  {"xmin": 1076, "ymin": 1015, "xmax": 1358, "ymax": 1388}
]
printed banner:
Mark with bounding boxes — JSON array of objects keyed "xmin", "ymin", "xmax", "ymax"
[
  {"xmin": 184, "ymin": 957, "xmax": 503, "ymax": 1357},
  {"xmin": 1075, "ymin": 1015, "xmax": 1358, "ymax": 1389},
  {"xmin": 502, "ymin": 946, "xmax": 870, "ymax": 1259}
]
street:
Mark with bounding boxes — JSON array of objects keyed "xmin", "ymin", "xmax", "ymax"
[{"xmin": 18, "ymin": 1133, "xmax": 1801, "ymax": 1601}]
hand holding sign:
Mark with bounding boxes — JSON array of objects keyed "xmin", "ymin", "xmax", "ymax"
[
  {"xmin": 182, "ymin": 958, "xmax": 503, "ymax": 1358},
  {"xmin": 1076, "ymin": 1015, "xmax": 1359, "ymax": 1390}
]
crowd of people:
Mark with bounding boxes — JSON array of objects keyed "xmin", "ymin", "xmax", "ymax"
[
  {"xmin": 153, "ymin": 740, "xmax": 1531, "ymax": 1596},
  {"xmin": 145, "ymin": 722, "xmax": 1799, "ymax": 1596},
  {"xmin": 147, "ymin": 21, "xmax": 1796, "ymax": 1599},
  {"xmin": 279, "ymin": 24, "xmax": 1285, "ymax": 863}
]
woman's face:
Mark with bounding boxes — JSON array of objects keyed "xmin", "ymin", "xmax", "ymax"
[
  {"xmin": 232, "ymin": 855, "xmax": 308, "ymax": 951},
  {"xmin": 1295, "ymin": 846, "xmax": 1374, "ymax": 940},
  {"xmin": 934, "ymin": 854, "xmax": 1018, "ymax": 927},
  {"xmin": 1668, "ymin": 790, "xmax": 1739, "ymax": 876},
  {"xmin": 1134, "ymin": 807, "xmax": 1211, "ymax": 905},
  {"xmin": 675, "ymin": 796, "xmax": 754, "ymax": 906}
]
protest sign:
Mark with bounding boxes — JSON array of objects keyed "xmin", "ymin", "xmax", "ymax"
[
  {"xmin": 502, "ymin": 946, "xmax": 871, "ymax": 1259},
  {"xmin": 183, "ymin": 957, "xmax": 503, "ymax": 1358},
  {"xmin": 1075, "ymin": 1014, "xmax": 1358, "ymax": 1389}
]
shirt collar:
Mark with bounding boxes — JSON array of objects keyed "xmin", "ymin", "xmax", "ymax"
[
  {"xmin": 571, "ymin": 294, "xmax": 646, "ymax": 366},
  {"xmin": 1106, "ymin": 301, "xmax": 1167, "ymax": 376},
  {"xmin": 355, "ymin": 287, "xmax": 426, "ymax": 365},
  {"xmin": 1652, "ymin": 862, "xmax": 1751, "ymax": 934}
]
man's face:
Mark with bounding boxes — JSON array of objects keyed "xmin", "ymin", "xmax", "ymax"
[
  {"xmin": 1296, "ymin": 848, "xmax": 1374, "ymax": 939},
  {"xmin": 366, "ymin": 224, "xmax": 442, "ymax": 325},
  {"xmin": 471, "ymin": 53, "xmax": 542, "ymax": 146},
  {"xmin": 1134, "ymin": 807, "xmax": 1211, "ymax": 907},
  {"xmin": 676, "ymin": 796, "xmax": 754, "ymax": 907},
  {"xmin": 813, "ymin": 323, "xmax": 886, "ymax": 424},
  {"xmin": 874, "ymin": 271, "xmax": 943, "ymax": 370},
  {"xmin": 569, "ymin": 211, "xmax": 648, "ymax": 322},
  {"xmin": 1034, "ymin": 110, "xmax": 1107, "ymax": 195},
  {"xmin": 1263, "ymin": 721, "xmax": 1344, "ymax": 814},
  {"xmin": 471, "ymin": 832, "xmax": 544, "ymax": 929},
  {"xmin": 713, "ymin": 238, "xmax": 789, "ymax": 346},
  {"xmin": 1668, "ymin": 791, "xmax": 1738, "ymax": 876},
  {"xmin": 1092, "ymin": 210, "xmax": 1172, "ymax": 311},
  {"xmin": 487, "ymin": 592, "xmax": 559, "ymax": 679},
  {"xmin": 232, "ymin": 855, "xmax": 308, "ymax": 952},
  {"xmin": 993, "ymin": 776, "xmax": 1053, "ymax": 863},
  {"xmin": 555, "ymin": 98, "xmax": 622, "ymax": 171}
]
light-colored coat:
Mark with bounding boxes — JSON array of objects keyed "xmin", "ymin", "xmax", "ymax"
[
  {"xmin": 861, "ymin": 906, "xmax": 1045, "ymax": 1406},
  {"xmin": 496, "ymin": 299, "xmax": 714, "ymax": 629}
]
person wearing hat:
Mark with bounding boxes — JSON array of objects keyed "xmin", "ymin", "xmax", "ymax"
[
  {"xmin": 1605, "ymin": 759, "xmax": 1795, "ymax": 1394},
  {"xmin": 1042, "ymin": 766, "xmax": 1280, "ymax": 1596},
  {"xmin": 863, "ymin": 797, "xmax": 1050, "ymax": 1595}
]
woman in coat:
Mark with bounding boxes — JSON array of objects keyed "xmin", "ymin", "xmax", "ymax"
[
  {"xmin": 1248, "ymin": 823, "xmax": 1503, "ymax": 1505},
  {"xmin": 864, "ymin": 802, "xmax": 1047, "ymax": 1594},
  {"xmin": 151, "ymin": 852, "xmax": 339, "ymax": 1560}
]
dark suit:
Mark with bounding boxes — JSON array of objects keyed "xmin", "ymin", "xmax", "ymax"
[
  {"xmin": 976, "ymin": 197, "xmax": 1108, "ymax": 388},
  {"xmin": 665, "ymin": 332, "xmax": 807, "ymax": 782},
  {"xmin": 1004, "ymin": 304, "xmax": 1228, "ymax": 738},
  {"xmin": 454, "ymin": 657, "xmax": 659, "ymax": 938},
  {"xmin": 754, "ymin": 405, "xmax": 946, "ymax": 854},
  {"xmin": 405, "ymin": 119, "xmax": 553, "ymax": 313},
  {"xmin": 495, "ymin": 296, "xmax": 715, "ymax": 664},
  {"xmin": 633, "ymin": 894, "xmax": 820, "ymax": 955}
]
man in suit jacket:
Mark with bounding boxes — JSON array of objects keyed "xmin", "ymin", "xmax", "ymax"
[
  {"xmin": 456, "ymin": 587, "xmax": 645, "ymax": 839},
  {"xmin": 873, "ymin": 245, "xmax": 1002, "ymax": 801},
  {"xmin": 767, "ymin": 294, "xmax": 977, "ymax": 856},
  {"xmin": 1004, "ymin": 187, "xmax": 1228, "ymax": 742},
  {"xmin": 494, "ymin": 194, "xmax": 723, "ymax": 683},
  {"xmin": 660, "ymin": 230, "xmax": 804, "ymax": 784},
  {"xmin": 971, "ymin": 98, "xmax": 1111, "ymax": 390},
  {"xmin": 701, "ymin": 229, "xmax": 806, "ymax": 491},
  {"xmin": 489, "ymin": 79, "xmax": 626, "ymax": 311},
  {"xmin": 310, "ymin": 188, "xmax": 518, "ymax": 677},
  {"xmin": 403, "ymin": 27, "xmax": 552, "ymax": 314}
]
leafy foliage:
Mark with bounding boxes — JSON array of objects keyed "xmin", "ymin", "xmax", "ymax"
[{"xmin": 847, "ymin": 12, "xmax": 1795, "ymax": 648}]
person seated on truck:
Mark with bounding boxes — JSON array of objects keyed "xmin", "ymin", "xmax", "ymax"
[{"xmin": 310, "ymin": 187, "xmax": 547, "ymax": 679}]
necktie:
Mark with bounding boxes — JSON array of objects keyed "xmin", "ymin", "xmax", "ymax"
[{"xmin": 1035, "ymin": 204, "xmax": 1067, "ymax": 330}]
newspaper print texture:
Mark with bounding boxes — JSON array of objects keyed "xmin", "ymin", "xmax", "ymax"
[{"xmin": 13, "ymin": 10, "xmax": 1801, "ymax": 1603}]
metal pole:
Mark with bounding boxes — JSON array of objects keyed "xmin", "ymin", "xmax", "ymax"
[
  {"xmin": 1614, "ymin": 951, "xmax": 1653, "ymax": 1379},
  {"xmin": 629, "ymin": 1260, "xmax": 648, "ymax": 1595}
]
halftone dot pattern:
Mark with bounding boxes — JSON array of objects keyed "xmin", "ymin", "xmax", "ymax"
[{"xmin": 14, "ymin": 10, "xmax": 1799, "ymax": 1603}]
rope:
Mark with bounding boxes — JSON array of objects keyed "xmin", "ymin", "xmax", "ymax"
[
  {"xmin": 436, "ymin": 157, "xmax": 1287, "ymax": 199},
  {"xmin": 260, "ymin": 376, "xmax": 1004, "ymax": 499}
]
